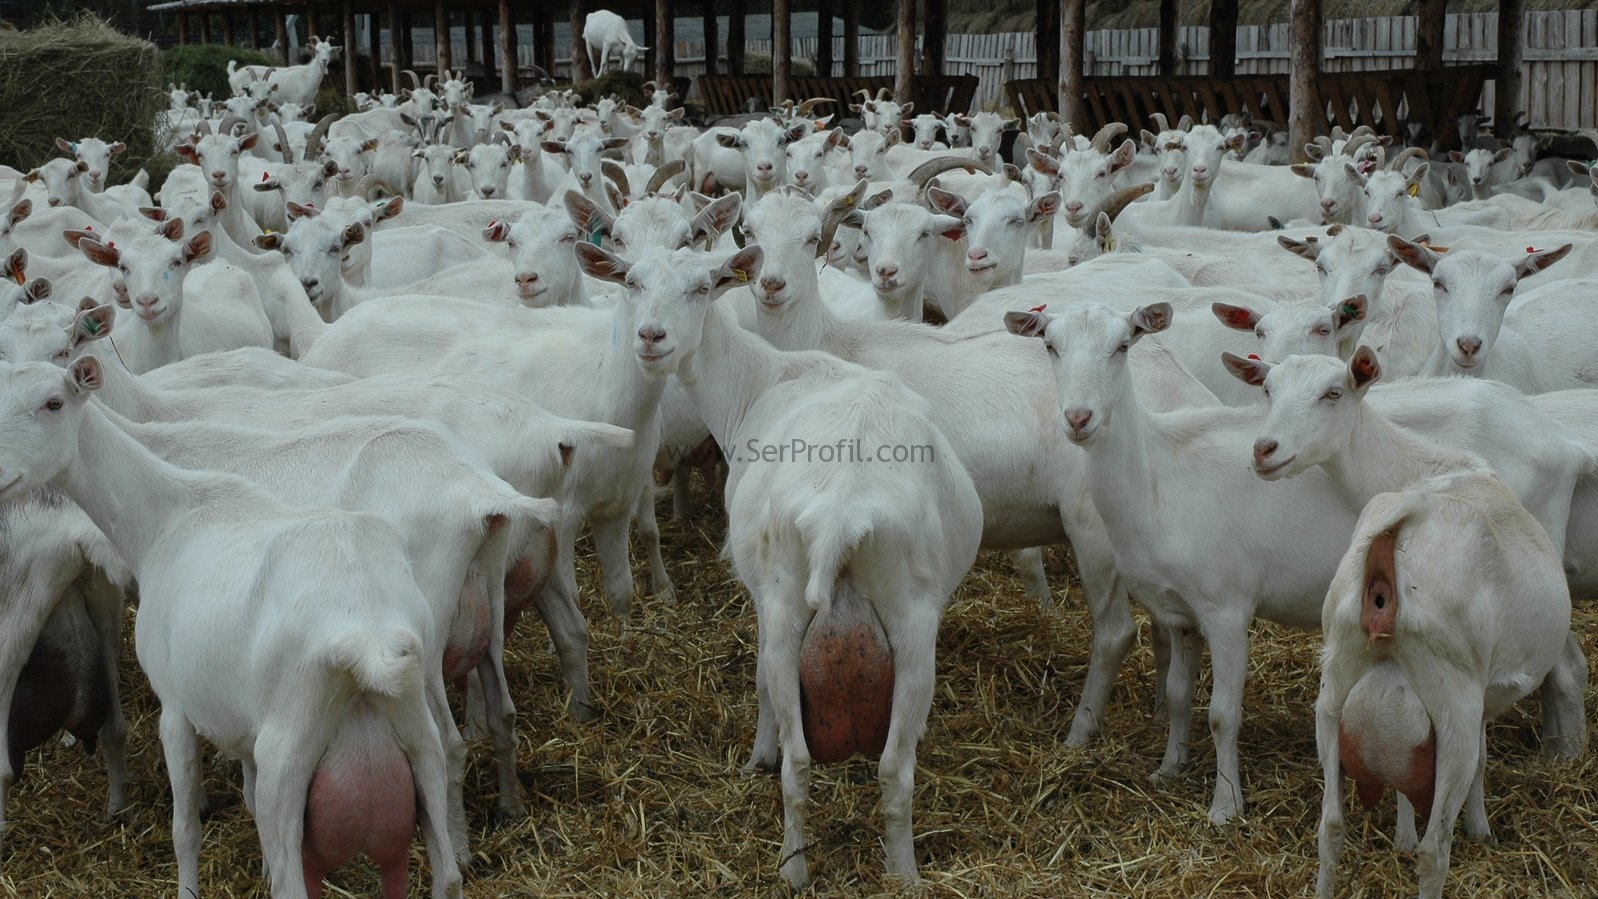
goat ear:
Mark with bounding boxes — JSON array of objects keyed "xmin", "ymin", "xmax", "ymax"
[
  {"xmin": 159, "ymin": 218, "xmax": 184, "ymax": 241},
  {"xmin": 340, "ymin": 223, "xmax": 365, "ymax": 248},
  {"xmin": 238, "ymin": 131, "xmax": 259, "ymax": 151},
  {"xmin": 711, "ymin": 246, "xmax": 763, "ymax": 295},
  {"xmin": 1568, "ymin": 159, "xmax": 1593, "ymax": 178},
  {"xmin": 1003, "ymin": 310, "xmax": 1049, "ymax": 338},
  {"xmin": 1277, "ymin": 234, "xmax": 1321, "ymax": 260},
  {"xmin": 714, "ymin": 133, "xmax": 741, "ymax": 150},
  {"xmin": 691, "ymin": 194, "xmax": 743, "ymax": 244},
  {"xmin": 254, "ymin": 176, "xmax": 280, "ymax": 192},
  {"xmin": 9, "ymin": 198, "xmax": 31, "ymax": 225},
  {"xmin": 68, "ymin": 356, "xmax": 103, "ymax": 394},
  {"xmin": 374, "ymin": 196, "xmax": 403, "ymax": 221},
  {"xmin": 1221, "ymin": 352, "xmax": 1270, "ymax": 387},
  {"xmin": 77, "ymin": 237, "xmax": 120, "ymax": 267},
  {"xmin": 72, "ymin": 304, "xmax": 113, "ymax": 347},
  {"xmin": 1026, "ymin": 147, "xmax": 1060, "ymax": 176},
  {"xmin": 4, "ymin": 248, "xmax": 25, "ymax": 284},
  {"xmin": 1515, "ymin": 243, "xmax": 1572, "ymax": 280},
  {"xmin": 1492, "ymin": 147, "xmax": 1513, "ymax": 164},
  {"xmin": 1335, "ymin": 295, "xmax": 1368, "ymax": 329},
  {"xmin": 1212, "ymin": 303, "xmax": 1260, "ymax": 332},
  {"xmin": 540, "ymin": 139, "xmax": 568, "ymax": 155},
  {"xmin": 1386, "ymin": 235, "xmax": 1438, "ymax": 274},
  {"xmin": 55, "ymin": 137, "xmax": 73, "ymax": 153},
  {"xmin": 482, "ymin": 219, "xmax": 511, "ymax": 242},
  {"xmin": 1095, "ymin": 212, "xmax": 1116, "ymax": 253},
  {"xmin": 1448, "ymin": 150, "xmax": 1465, "ymax": 164},
  {"xmin": 564, "ymin": 189, "xmax": 613, "ymax": 238},
  {"xmin": 575, "ymin": 241, "xmax": 628, "ymax": 283},
  {"xmin": 1348, "ymin": 345, "xmax": 1382, "ymax": 391},
  {"xmin": 1029, "ymin": 191, "xmax": 1062, "ymax": 223},
  {"xmin": 1289, "ymin": 163, "xmax": 1315, "ymax": 179},
  {"xmin": 932, "ymin": 214, "xmax": 965, "ymax": 242},
  {"xmin": 25, "ymin": 277, "xmax": 50, "ymax": 303},
  {"xmin": 1109, "ymin": 139, "xmax": 1136, "ymax": 171},
  {"xmin": 254, "ymin": 232, "xmax": 283, "ymax": 250},
  {"xmin": 1130, "ymin": 302, "xmax": 1172, "ymax": 337},
  {"xmin": 183, "ymin": 231, "xmax": 213, "ymax": 264},
  {"xmin": 924, "ymin": 185, "xmax": 966, "ymax": 216}
]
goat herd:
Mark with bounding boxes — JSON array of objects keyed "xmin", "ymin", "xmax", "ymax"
[{"xmin": 1, "ymin": 32, "xmax": 1596, "ymax": 898}]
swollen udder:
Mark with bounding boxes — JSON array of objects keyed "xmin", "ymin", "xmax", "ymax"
[
  {"xmin": 303, "ymin": 708, "xmax": 417, "ymax": 899},
  {"xmin": 1338, "ymin": 660, "xmax": 1437, "ymax": 820},
  {"xmin": 799, "ymin": 582, "xmax": 896, "ymax": 764}
]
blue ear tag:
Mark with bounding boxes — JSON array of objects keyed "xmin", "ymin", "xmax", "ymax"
[{"xmin": 588, "ymin": 226, "xmax": 604, "ymax": 246}]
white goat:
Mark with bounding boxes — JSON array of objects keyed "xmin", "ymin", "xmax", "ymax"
[{"xmin": 583, "ymin": 10, "xmax": 648, "ymax": 75}]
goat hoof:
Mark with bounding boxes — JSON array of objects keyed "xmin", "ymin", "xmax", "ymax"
[{"xmin": 569, "ymin": 699, "xmax": 603, "ymax": 724}]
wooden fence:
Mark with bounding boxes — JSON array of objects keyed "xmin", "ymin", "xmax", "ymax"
[{"xmin": 378, "ymin": 9, "xmax": 1598, "ymax": 129}]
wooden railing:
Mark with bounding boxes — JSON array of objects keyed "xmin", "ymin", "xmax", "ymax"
[
  {"xmin": 1006, "ymin": 65, "xmax": 1494, "ymax": 150},
  {"xmin": 696, "ymin": 74, "xmax": 979, "ymax": 119}
]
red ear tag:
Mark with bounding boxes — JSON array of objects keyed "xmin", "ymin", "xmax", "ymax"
[
  {"xmin": 1029, "ymin": 303, "xmax": 1047, "ymax": 313},
  {"xmin": 105, "ymin": 241, "xmax": 116, "ymax": 249},
  {"xmin": 261, "ymin": 171, "xmax": 270, "ymax": 182},
  {"xmin": 1247, "ymin": 354, "xmax": 1260, "ymax": 361},
  {"xmin": 1527, "ymin": 246, "xmax": 1540, "ymax": 253}
]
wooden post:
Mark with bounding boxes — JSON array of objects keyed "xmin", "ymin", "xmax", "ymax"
[
  {"xmin": 843, "ymin": 1, "xmax": 858, "ymax": 76},
  {"xmin": 277, "ymin": 7, "xmax": 292, "ymax": 63},
  {"xmin": 535, "ymin": 6, "xmax": 555, "ymax": 71},
  {"xmin": 1209, "ymin": 0, "xmax": 1237, "ymax": 77},
  {"xmin": 401, "ymin": 11, "xmax": 415, "ymax": 74},
  {"xmin": 774, "ymin": 0, "xmax": 790, "ymax": 105},
  {"xmin": 1036, "ymin": 0, "xmax": 1058, "ymax": 91},
  {"xmin": 387, "ymin": 1, "xmax": 402, "ymax": 91},
  {"xmin": 223, "ymin": 14, "xmax": 235, "ymax": 46},
  {"xmin": 1059, "ymin": 0, "xmax": 1084, "ymax": 126},
  {"xmin": 1416, "ymin": 0, "xmax": 1445, "ymax": 70},
  {"xmin": 499, "ymin": 0, "xmax": 518, "ymax": 93},
  {"xmin": 1289, "ymin": 0, "xmax": 1323, "ymax": 163},
  {"xmin": 570, "ymin": 0, "xmax": 591, "ymax": 81},
  {"xmin": 1158, "ymin": 0, "xmax": 1178, "ymax": 75},
  {"xmin": 728, "ymin": 0, "xmax": 745, "ymax": 75},
  {"xmin": 1496, "ymin": 0, "xmax": 1524, "ymax": 129},
  {"xmin": 199, "ymin": 12, "xmax": 211, "ymax": 44},
  {"xmin": 435, "ymin": 2, "xmax": 452, "ymax": 76},
  {"xmin": 250, "ymin": 8, "xmax": 262, "ymax": 48},
  {"xmin": 642, "ymin": 1, "xmax": 657, "ymax": 76},
  {"xmin": 368, "ymin": 11, "xmax": 383, "ymax": 90},
  {"xmin": 894, "ymin": 0, "xmax": 914, "ymax": 104},
  {"xmin": 816, "ymin": 0, "xmax": 832, "ymax": 77},
  {"xmin": 702, "ymin": 0, "xmax": 718, "ymax": 75},
  {"xmin": 177, "ymin": 13, "xmax": 189, "ymax": 45},
  {"xmin": 343, "ymin": 0, "xmax": 359, "ymax": 94},
  {"xmin": 656, "ymin": 0, "xmax": 675, "ymax": 87},
  {"xmin": 922, "ymin": 0, "xmax": 946, "ymax": 77},
  {"xmin": 480, "ymin": 12, "xmax": 495, "ymax": 80}
]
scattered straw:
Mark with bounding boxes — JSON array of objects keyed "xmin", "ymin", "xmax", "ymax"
[{"xmin": 2, "ymin": 477, "xmax": 1594, "ymax": 897}]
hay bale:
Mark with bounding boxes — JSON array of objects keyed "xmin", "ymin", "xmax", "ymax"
[{"xmin": 0, "ymin": 15, "xmax": 161, "ymax": 185}]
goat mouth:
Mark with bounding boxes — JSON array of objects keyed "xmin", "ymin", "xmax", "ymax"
[
  {"xmin": 1451, "ymin": 355, "xmax": 1481, "ymax": 370},
  {"xmin": 967, "ymin": 261, "xmax": 997, "ymax": 275},
  {"xmin": 1254, "ymin": 455, "xmax": 1295, "ymax": 478},
  {"xmin": 1065, "ymin": 426, "xmax": 1098, "ymax": 445},
  {"xmin": 637, "ymin": 348, "xmax": 674, "ymax": 364},
  {"xmin": 873, "ymin": 278, "xmax": 900, "ymax": 292},
  {"xmin": 135, "ymin": 307, "xmax": 166, "ymax": 322}
]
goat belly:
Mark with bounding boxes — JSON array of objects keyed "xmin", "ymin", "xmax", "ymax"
[
  {"xmin": 1337, "ymin": 661, "xmax": 1437, "ymax": 820},
  {"xmin": 799, "ymin": 591, "xmax": 895, "ymax": 764},
  {"xmin": 303, "ymin": 709, "xmax": 416, "ymax": 899},
  {"xmin": 7, "ymin": 607, "xmax": 110, "ymax": 782}
]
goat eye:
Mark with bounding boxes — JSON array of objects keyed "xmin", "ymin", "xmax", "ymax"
[
  {"xmin": 1432, "ymin": 279, "xmax": 1444, "ymax": 290},
  {"xmin": 1262, "ymin": 385, "xmax": 1271, "ymax": 398},
  {"xmin": 1314, "ymin": 324, "xmax": 1331, "ymax": 336},
  {"xmin": 1254, "ymin": 327, "xmax": 1266, "ymax": 339},
  {"xmin": 43, "ymin": 397, "xmax": 63, "ymax": 412},
  {"xmin": 1323, "ymin": 388, "xmax": 1343, "ymax": 400},
  {"xmin": 1115, "ymin": 341, "xmax": 1130, "ymax": 355},
  {"xmin": 507, "ymin": 240, "xmax": 520, "ymax": 250},
  {"xmin": 1044, "ymin": 342, "xmax": 1057, "ymax": 356}
]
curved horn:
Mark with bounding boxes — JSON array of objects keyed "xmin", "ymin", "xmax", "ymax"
[
  {"xmin": 861, "ymin": 189, "xmax": 894, "ymax": 211},
  {"xmin": 852, "ymin": 88, "xmax": 872, "ymax": 104},
  {"xmin": 272, "ymin": 121, "xmax": 294, "ymax": 163},
  {"xmin": 217, "ymin": 115, "xmax": 248, "ymax": 138},
  {"xmin": 424, "ymin": 72, "xmax": 438, "ymax": 89},
  {"xmin": 1177, "ymin": 114, "xmax": 1193, "ymax": 131},
  {"xmin": 1090, "ymin": 122, "xmax": 1129, "ymax": 154},
  {"xmin": 876, "ymin": 87, "xmax": 892, "ymax": 102},
  {"xmin": 1094, "ymin": 182, "xmax": 1155, "ymax": 224},
  {"xmin": 644, "ymin": 158, "xmax": 686, "ymax": 195},
  {"xmin": 796, "ymin": 97, "xmax": 833, "ymax": 117},
  {"xmin": 602, "ymin": 160, "xmax": 631, "ymax": 197},
  {"xmin": 356, "ymin": 174, "xmax": 399, "ymax": 200},
  {"xmin": 1388, "ymin": 146, "xmax": 1429, "ymax": 173},
  {"xmin": 307, "ymin": 111, "xmax": 341, "ymax": 156},
  {"xmin": 1342, "ymin": 133, "xmax": 1376, "ymax": 158},
  {"xmin": 403, "ymin": 69, "xmax": 421, "ymax": 90},
  {"xmin": 906, "ymin": 155, "xmax": 990, "ymax": 189},
  {"xmin": 1149, "ymin": 112, "xmax": 1170, "ymax": 133}
]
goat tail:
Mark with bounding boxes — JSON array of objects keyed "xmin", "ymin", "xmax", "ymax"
[
  {"xmin": 797, "ymin": 506, "xmax": 873, "ymax": 616},
  {"xmin": 131, "ymin": 169, "xmax": 150, "ymax": 190},
  {"xmin": 325, "ymin": 627, "xmax": 423, "ymax": 698}
]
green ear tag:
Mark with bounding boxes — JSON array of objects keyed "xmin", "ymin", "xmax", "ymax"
[
  {"xmin": 1339, "ymin": 303, "xmax": 1358, "ymax": 319},
  {"xmin": 82, "ymin": 317, "xmax": 101, "ymax": 335},
  {"xmin": 588, "ymin": 226, "xmax": 604, "ymax": 246}
]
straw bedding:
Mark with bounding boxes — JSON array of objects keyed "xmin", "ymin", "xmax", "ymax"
[{"xmin": 1, "ymin": 479, "xmax": 1594, "ymax": 897}]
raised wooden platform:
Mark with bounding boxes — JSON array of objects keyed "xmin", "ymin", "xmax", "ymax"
[
  {"xmin": 697, "ymin": 74, "xmax": 979, "ymax": 120},
  {"xmin": 1005, "ymin": 66, "xmax": 1494, "ymax": 151}
]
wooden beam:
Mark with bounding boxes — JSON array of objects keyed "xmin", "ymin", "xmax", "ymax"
[
  {"xmin": 250, "ymin": 8, "xmax": 262, "ymax": 49},
  {"xmin": 1036, "ymin": 0, "xmax": 1058, "ymax": 90},
  {"xmin": 702, "ymin": 0, "xmax": 718, "ymax": 75},
  {"xmin": 401, "ymin": 10, "xmax": 415, "ymax": 75},
  {"xmin": 1209, "ymin": 0, "xmax": 1237, "ymax": 77},
  {"xmin": 642, "ymin": 1, "xmax": 656, "ymax": 76},
  {"xmin": 480, "ymin": 11, "xmax": 495, "ymax": 80},
  {"xmin": 816, "ymin": 0, "xmax": 832, "ymax": 76},
  {"xmin": 843, "ymin": 0, "xmax": 859, "ymax": 76},
  {"xmin": 277, "ymin": 7, "xmax": 291, "ymax": 64},
  {"xmin": 1059, "ymin": 0, "xmax": 1084, "ymax": 127},
  {"xmin": 499, "ymin": 0, "xmax": 517, "ymax": 93},
  {"xmin": 1289, "ymin": 0, "xmax": 1323, "ymax": 163},
  {"xmin": 177, "ymin": 13, "xmax": 188, "ymax": 45},
  {"xmin": 1416, "ymin": 0, "xmax": 1445, "ymax": 70},
  {"xmin": 1158, "ymin": 0, "xmax": 1179, "ymax": 75},
  {"xmin": 343, "ymin": 0, "xmax": 358, "ymax": 95},
  {"xmin": 894, "ymin": 0, "xmax": 914, "ymax": 104},
  {"xmin": 386, "ymin": 1, "xmax": 402, "ymax": 91},
  {"xmin": 656, "ymin": 0, "xmax": 675, "ymax": 87},
  {"xmin": 922, "ymin": 0, "xmax": 946, "ymax": 77},
  {"xmin": 223, "ymin": 13, "xmax": 235, "ymax": 47},
  {"xmin": 774, "ymin": 0, "xmax": 790, "ymax": 105},
  {"xmin": 1496, "ymin": 0, "xmax": 1524, "ymax": 130},
  {"xmin": 435, "ymin": 2, "xmax": 451, "ymax": 77},
  {"xmin": 537, "ymin": 6, "xmax": 556, "ymax": 71},
  {"xmin": 368, "ymin": 10, "xmax": 382, "ymax": 89},
  {"xmin": 728, "ymin": 0, "xmax": 745, "ymax": 75},
  {"xmin": 571, "ymin": 0, "xmax": 591, "ymax": 81},
  {"xmin": 199, "ymin": 12, "xmax": 211, "ymax": 44}
]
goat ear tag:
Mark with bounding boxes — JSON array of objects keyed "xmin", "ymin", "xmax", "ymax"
[
  {"xmin": 732, "ymin": 267, "xmax": 750, "ymax": 283},
  {"xmin": 1407, "ymin": 183, "xmax": 1419, "ymax": 197},
  {"xmin": 1339, "ymin": 302, "xmax": 1359, "ymax": 319},
  {"xmin": 588, "ymin": 226, "xmax": 604, "ymax": 246}
]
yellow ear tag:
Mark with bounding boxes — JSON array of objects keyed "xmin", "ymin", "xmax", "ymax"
[
  {"xmin": 733, "ymin": 268, "xmax": 750, "ymax": 283},
  {"xmin": 1407, "ymin": 183, "xmax": 1420, "ymax": 198},
  {"xmin": 1103, "ymin": 237, "xmax": 1118, "ymax": 252}
]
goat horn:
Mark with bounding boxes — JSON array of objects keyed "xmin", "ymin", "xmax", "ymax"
[
  {"xmin": 644, "ymin": 158, "xmax": 685, "ymax": 195},
  {"xmin": 817, "ymin": 179, "xmax": 868, "ymax": 258},
  {"xmin": 403, "ymin": 69, "xmax": 421, "ymax": 90},
  {"xmin": 1343, "ymin": 133, "xmax": 1376, "ymax": 157},
  {"xmin": 852, "ymin": 88, "xmax": 872, "ymax": 103},
  {"xmin": 424, "ymin": 72, "xmax": 438, "ymax": 89},
  {"xmin": 217, "ymin": 115, "xmax": 248, "ymax": 138},
  {"xmin": 307, "ymin": 111, "xmax": 341, "ymax": 155},
  {"xmin": 861, "ymin": 188, "xmax": 894, "ymax": 210},
  {"xmin": 1389, "ymin": 146, "xmax": 1429, "ymax": 173},
  {"xmin": 796, "ymin": 97, "xmax": 833, "ymax": 117},
  {"xmin": 272, "ymin": 121, "xmax": 294, "ymax": 164},
  {"xmin": 1149, "ymin": 112, "xmax": 1170, "ymax": 133},
  {"xmin": 357, "ymin": 175, "xmax": 398, "ymax": 200},
  {"xmin": 1090, "ymin": 122, "xmax": 1129, "ymax": 154},
  {"xmin": 602, "ymin": 161, "xmax": 630, "ymax": 197},
  {"xmin": 906, "ymin": 156, "xmax": 989, "ymax": 189},
  {"xmin": 1177, "ymin": 114, "xmax": 1193, "ymax": 131},
  {"xmin": 1093, "ymin": 181, "xmax": 1155, "ymax": 224}
]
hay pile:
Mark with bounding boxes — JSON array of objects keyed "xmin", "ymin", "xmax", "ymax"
[
  {"xmin": 1, "ymin": 479, "xmax": 1594, "ymax": 897},
  {"xmin": 0, "ymin": 15, "xmax": 161, "ymax": 186}
]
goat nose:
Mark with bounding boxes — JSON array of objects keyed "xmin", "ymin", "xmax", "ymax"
[
  {"xmin": 433, "ymin": 176, "xmax": 445, "ymax": 186},
  {"xmin": 301, "ymin": 278, "xmax": 318, "ymax": 290},
  {"xmin": 1253, "ymin": 437, "xmax": 1279, "ymax": 465},
  {"xmin": 759, "ymin": 274, "xmax": 785, "ymax": 293},
  {"xmin": 638, "ymin": 325, "xmax": 666, "ymax": 343},
  {"xmin": 1064, "ymin": 408, "xmax": 1093, "ymax": 434},
  {"xmin": 47, "ymin": 198, "xmax": 60, "ymax": 207},
  {"xmin": 480, "ymin": 186, "xmax": 496, "ymax": 196},
  {"xmin": 968, "ymin": 248, "xmax": 989, "ymax": 263},
  {"xmin": 854, "ymin": 165, "xmax": 868, "ymax": 176},
  {"xmin": 1367, "ymin": 213, "xmax": 1383, "ymax": 226},
  {"xmin": 135, "ymin": 294, "xmax": 158, "ymax": 309},
  {"xmin": 516, "ymin": 272, "xmax": 539, "ymax": 285},
  {"xmin": 1457, "ymin": 336, "xmax": 1482, "ymax": 358},
  {"xmin": 1320, "ymin": 198, "xmax": 1337, "ymax": 209},
  {"xmin": 1192, "ymin": 165, "xmax": 1208, "ymax": 175},
  {"xmin": 875, "ymin": 263, "xmax": 898, "ymax": 278},
  {"xmin": 1065, "ymin": 200, "xmax": 1083, "ymax": 213}
]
